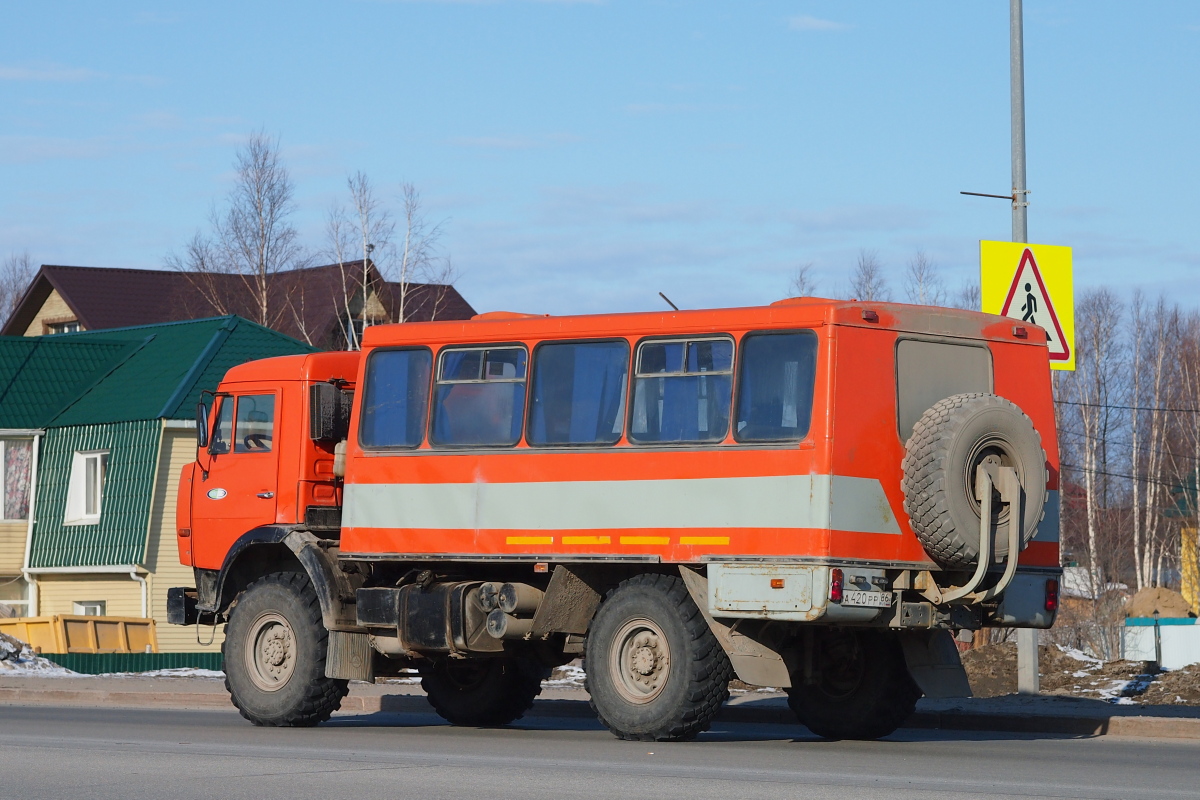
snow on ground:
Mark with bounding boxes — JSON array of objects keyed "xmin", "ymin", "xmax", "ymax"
[{"xmin": 97, "ymin": 668, "xmax": 225, "ymax": 679}]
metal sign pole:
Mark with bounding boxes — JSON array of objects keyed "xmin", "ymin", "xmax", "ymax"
[{"xmin": 1011, "ymin": 0, "xmax": 1040, "ymax": 695}]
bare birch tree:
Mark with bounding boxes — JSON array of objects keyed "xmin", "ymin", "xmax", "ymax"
[
  {"xmin": 848, "ymin": 249, "xmax": 890, "ymax": 301},
  {"xmin": 0, "ymin": 251, "xmax": 36, "ymax": 328},
  {"xmin": 788, "ymin": 262, "xmax": 818, "ymax": 298},
  {"xmin": 902, "ymin": 250, "xmax": 947, "ymax": 306},
  {"xmin": 393, "ymin": 183, "xmax": 446, "ymax": 324},
  {"xmin": 950, "ymin": 280, "xmax": 981, "ymax": 311},
  {"xmin": 167, "ymin": 132, "xmax": 307, "ymax": 328}
]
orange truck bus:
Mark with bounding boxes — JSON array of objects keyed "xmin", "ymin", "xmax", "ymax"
[{"xmin": 169, "ymin": 298, "xmax": 1060, "ymax": 741}]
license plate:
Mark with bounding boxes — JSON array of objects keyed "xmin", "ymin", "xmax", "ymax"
[{"xmin": 841, "ymin": 590, "xmax": 893, "ymax": 608}]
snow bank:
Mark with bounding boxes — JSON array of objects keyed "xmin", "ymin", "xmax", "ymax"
[{"xmin": 0, "ymin": 631, "xmax": 75, "ymax": 675}]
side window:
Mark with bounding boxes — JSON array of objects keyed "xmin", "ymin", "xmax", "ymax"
[
  {"xmin": 360, "ymin": 349, "xmax": 432, "ymax": 448},
  {"xmin": 895, "ymin": 340, "xmax": 992, "ymax": 441},
  {"xmin": 234, "ymin": 394, "xmax": 276, "ymax": 453},
  {"xmin": 65, "ymin": 450, "xmax": 108, "ymax": 525},
  {"xmin": 210, "ymin": 397, "xmax": 234, "ymax": 454},
  {"xmin": 629, "ymin": 338, "xmax": 733, "ymax": 444},
  {"xmin": 431, "ymin": 346, "xmax": 527, "ymax": 447},
  {"xmin": 528, "ymin": 340, "xmax": 629, "ymax": 446},
  {"xmin": 0, "ymin": 439, "xmax": 32, "ymax": 520},
  {"xmin": 735, "ymin": 331, "xmax": 819, "ymax": 442}
]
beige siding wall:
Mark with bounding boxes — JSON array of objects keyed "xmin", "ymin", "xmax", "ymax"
[
  {"xmin": 0, "ymin": 521, "xmax": 27, "ymax": 574},
  {"xmin": 37, "ymin": 574, "xmax": 142, "ymax": 617},
  {"xmin": 22, "ymin": 290, "xmax": 79, "ymax": 336},
  {"xmin": 144, "ymin": 429, "xmax": 223, "ymax": 653}
]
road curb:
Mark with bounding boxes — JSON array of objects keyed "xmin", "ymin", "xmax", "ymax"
[{"xmin": 3, "ymin": 686, "xmax": 1199, "ymax": 739}]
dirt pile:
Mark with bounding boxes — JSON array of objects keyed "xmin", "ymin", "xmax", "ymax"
[
  {"xmin": 961, "ymin": 642, "xmax": 1153, "ymax": 701},
  {"xmin": 1136, "ymin": 664, "xmax": 1200, "ymax": 706},
  {"xmin": 1125, "ymin": 587, "xmax": 1195, "ymax": 619}
]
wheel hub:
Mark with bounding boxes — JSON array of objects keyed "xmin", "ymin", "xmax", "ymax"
[
  {"xmin": 245, "ymin": 612, "xmax": 296, "ymax": 691},
  {"xmin": 610, "ymin": 619, "xmax": 671, "ymax": 704}
]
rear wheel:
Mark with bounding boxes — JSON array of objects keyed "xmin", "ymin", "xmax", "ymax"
[
  {"xmin": 223, "ymin": 571, "xmax": 349, "ymax": 727},
  {"xmin": 787, "ymin": 629, "xmax": 920, "ymax": 740},
  {"xmin": 585, "ymin": 573, "xmax": 731, "ymax": 742},
  {"xmin": 420, "ymin": 657, "xmax": 547, "ymax": 726}
]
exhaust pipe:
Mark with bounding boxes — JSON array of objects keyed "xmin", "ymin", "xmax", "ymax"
[
  {"xmin": 478, "ymin": 582, "xmax": 502, "ymax": 612},
  {"xmin": 498, "ymin": 583, "xmax": 544, "ymax": 615},
  {"xmin": 486, "ymin": 609, "xmax": 534, "ymax": 640}
]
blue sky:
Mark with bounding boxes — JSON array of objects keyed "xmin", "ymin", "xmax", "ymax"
[{"xmin": 3, "ymin": 1, "xmax": 1198, "ymax": 315}]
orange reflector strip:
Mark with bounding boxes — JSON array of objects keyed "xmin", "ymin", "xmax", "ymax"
[
  {"xmin": 679, "ymin": 536, "xmax": 730, "ymax": 545},
  {"xmin": 506, "ymin": 536, "xmax": 553, "ymax": 545},
  {"xmin": 562, "ymin": 536, "xmax": 611, "ymax": 545},
  {"xmin": 770, "ymin": 578, "xmax": 785, "ymax": 589},
  {"xmin": 620, "ymin": 536, "xmax": 671, "ymax": 545}
]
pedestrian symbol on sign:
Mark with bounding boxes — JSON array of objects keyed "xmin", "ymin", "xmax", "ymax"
[{"xmin": 999, "ymin": 248, "xmax": 1069, "ymax": 362}]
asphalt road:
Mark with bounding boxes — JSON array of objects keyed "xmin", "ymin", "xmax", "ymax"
[{"xmin": 0, "ymin": 704, "xmax": 1195, "ymax": 800}]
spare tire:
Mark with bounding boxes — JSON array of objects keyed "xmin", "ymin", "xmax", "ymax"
[{"xmin": 901, "ymin": 393, "xmax": 1047, "ymax": 569}]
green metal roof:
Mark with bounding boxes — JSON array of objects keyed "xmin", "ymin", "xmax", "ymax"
[
  {"xmin": 0, "ymin": 337, "xmax": 136, "ymax": 429},
  {"xmin": 50, "ymin": 315, "xmax": 315, "ymax": 426},
  {"xmin": 27, "ymin": 420, "xmax": 162, "ymax": 569},
  {"xmin": 24, "ymin": 316, "xmax": 315, "ymax": 569}
]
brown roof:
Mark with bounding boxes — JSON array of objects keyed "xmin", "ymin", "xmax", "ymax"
[{"xmin": 1, "ymin": 263, "xmax": 475, "ymax": 346}]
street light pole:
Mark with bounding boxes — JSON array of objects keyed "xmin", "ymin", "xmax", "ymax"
[
  {"xmin": 1010, "ymin": 0, "xmax": 1029, "ymax": 243},
  {"xmin": 1011, "ymin": 0, "xmax": 1040, "ymax": 696}
]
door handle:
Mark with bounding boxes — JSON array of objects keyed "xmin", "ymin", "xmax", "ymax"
[{"xmin": 257, "ymin": 492, "xmax": 275, "ymax": 499}]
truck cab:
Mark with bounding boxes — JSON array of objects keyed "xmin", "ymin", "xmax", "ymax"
[{"xmin": 177, "ymin": 351, "xmax": 358, "ymax": 570}]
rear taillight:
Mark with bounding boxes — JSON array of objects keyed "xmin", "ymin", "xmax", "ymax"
[
  {"xmin": 830, "ymin": 568, "xmax": 844, "ymax": 603},
  {"xmin": 1045, "ymin": 578, "xmax": 1059, "ymax": 613}
]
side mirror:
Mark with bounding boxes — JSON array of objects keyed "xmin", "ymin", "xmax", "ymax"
[
  {"xmin": 310, "ymin": 383, "xmax": 353, "ymax": 442},
  {"xmin": 196, "ymin": 402, "xmax": 210, "ymax": 449}
]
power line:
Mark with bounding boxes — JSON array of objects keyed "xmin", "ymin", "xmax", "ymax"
[
  {"xmin": 1057, "ymin": 428, "xmax": 1200, "ymax": 464},
  {"xmin": 1060, "ymin": 462, "xmax": 1192, "ymax": 491},
  {"xmin": 1056, "ymin": 399, "xmax": 1200, "ymax": 414}
]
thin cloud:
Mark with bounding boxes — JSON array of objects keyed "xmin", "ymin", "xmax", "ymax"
[
  {"xmin": 788, "ymin": 15, "xmax": 849, "ymax": 32},
  {"xmin": 0, "ymin": 65, "xmax": 105, "ymax": 82},
  {"xmin": 624, "ymin": 102, "xmax": 743, "ymax": 114},
  {"xmin": 451, "ymin": 133, "xmax": 580, "ymax": 149}
]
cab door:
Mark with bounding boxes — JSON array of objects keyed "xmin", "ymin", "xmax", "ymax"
[{"xmin": 191, "ymin": 391, "xmax": 281, "ymax": 570}]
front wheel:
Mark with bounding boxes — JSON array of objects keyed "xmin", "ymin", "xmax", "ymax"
[
  {"xmin": 787, "ymin": 629, "xmax": 920, "ymax": 740},
  {"xmin": 223, "ymin": 571, "xmax": 349, "ymax": 726},
  {"xmin": 585, "ymin": 573, "xmax": 731, "ymax": 742},
  {"xmin": 420, "ymin": 657, "xmax": 547, "ymax": 726}
]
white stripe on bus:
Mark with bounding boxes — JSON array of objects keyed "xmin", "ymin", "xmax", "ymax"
[{"xmin": 342, "ymin": 475, "xmax": 903, "ymax": 535}]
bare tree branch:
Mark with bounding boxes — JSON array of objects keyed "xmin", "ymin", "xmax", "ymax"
[
  {"xmin": 788, "ymin": 262, "xmax": 818, "ymax": 298},
  {"xmin": 848, "ymin": 249, "xmax": 890, "ymax": 301},
  {"xmin": 167, "ymin": 131, "xmax": 307, "ymax": 328},
  {"xmin": 902, "ymin": 250, "xmax": 947, "ymax": 306},
  {"xmin": 0, "ymin": 251, "xmax": 36, "ymax": 329}
]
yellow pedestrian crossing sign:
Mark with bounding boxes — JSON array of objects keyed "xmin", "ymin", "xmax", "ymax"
[{"xmin": 981, "ymin": 241, "xmax": 1074, "ymax": 371}]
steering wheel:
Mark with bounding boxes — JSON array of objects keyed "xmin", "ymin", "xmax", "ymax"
[{"xmin": 242, "ymin": 433, "xmax": 269, "ymax": 450}]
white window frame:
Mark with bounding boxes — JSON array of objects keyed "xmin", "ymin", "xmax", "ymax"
[
  {"xmin": 73, "ymin": 600, "xmax": 105, "ymax": 616},
  {"xmin": 64, "ymin": 449, "xmax": 109, "ymax": 526},
  {"xmin": 0, "ymin": 438, "xmax": 33, "ymax": 522}
]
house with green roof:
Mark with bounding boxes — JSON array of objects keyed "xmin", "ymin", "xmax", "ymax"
[
  {"xmin": 0, "ymin": 316, "xmax": 313, "ymax": 655},
  {"xmin": 0, "ymin": 337, "xmax": 137, "ymax": 616}
]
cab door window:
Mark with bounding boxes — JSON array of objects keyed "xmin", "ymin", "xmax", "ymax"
[
  {"xmin": 234, "ymin": 395, "xmax": 276, "ymax": 453},
  {"xmin": 629, "ymin": 337, "xmax": 733, "ymax": 444}
]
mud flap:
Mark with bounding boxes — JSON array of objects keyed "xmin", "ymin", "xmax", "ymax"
[
  {"xmin": 325, "ymin": 630, "xmax": 374, "ymax": 681},
  {"xmin": 680, "ymin": 567, "xmax": 791, "ymax": 688},
  {"xmin": 898, "ymin": 629, "xmax": 973, "ymax": 698}
]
